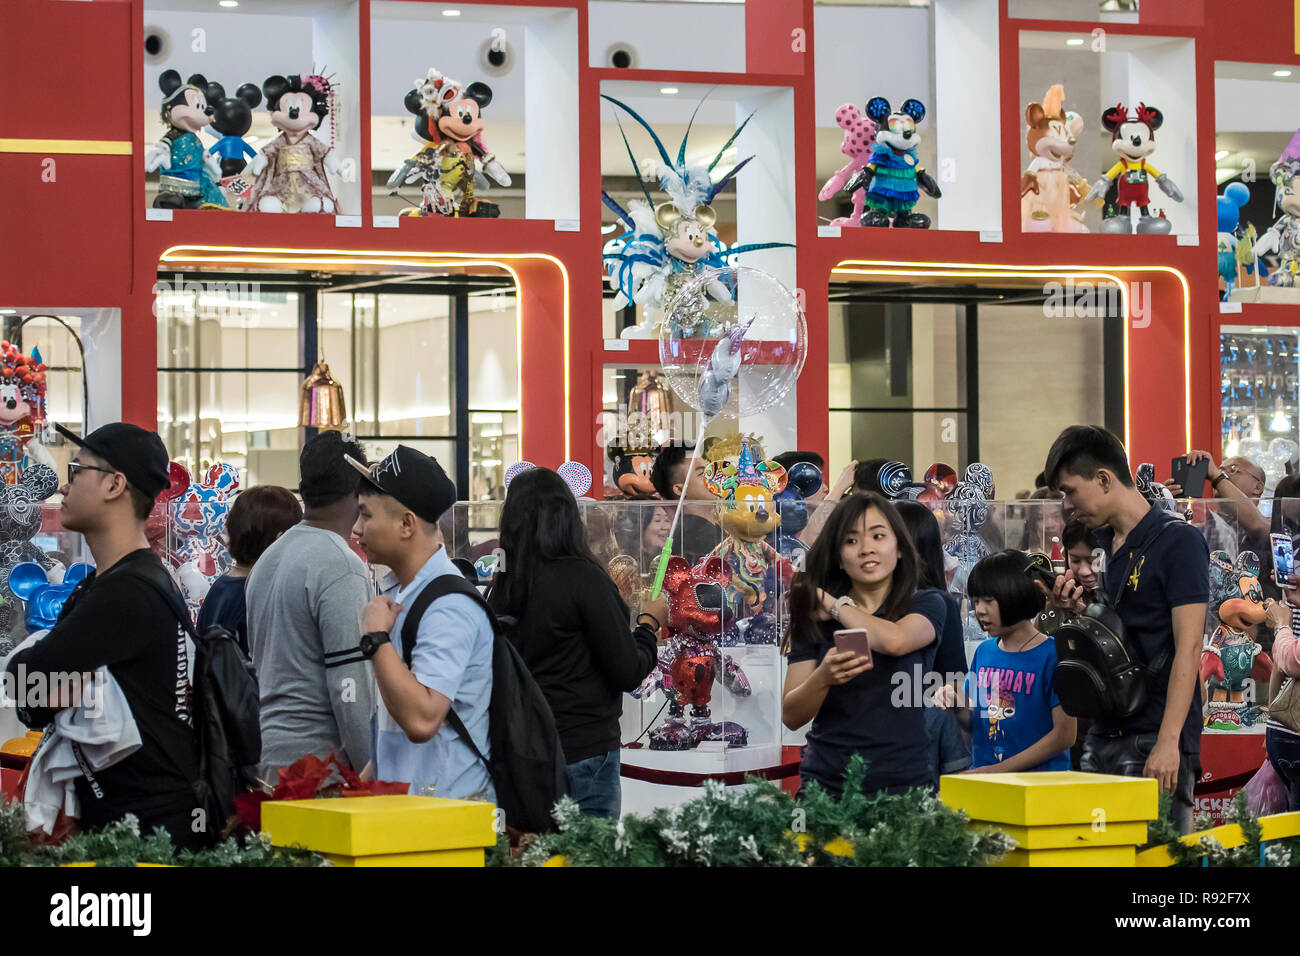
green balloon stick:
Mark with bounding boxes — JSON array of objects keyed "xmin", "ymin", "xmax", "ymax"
[{"xmin": 650, "ymin": 536, "xmax": 674, "ymax": 600}]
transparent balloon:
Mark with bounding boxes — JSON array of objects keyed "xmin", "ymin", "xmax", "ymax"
[
  {"xmin": 1269, "ymin": 438, "xmax": 1299, "ymax": 467},
  {"xmin": 658, "ymin": 265, "xmax": 807, "ymax": 418},
  {"xmin": 1238, "ymin": 438, "xmax": 1267, "ymax": 462},
  {"xmin": 1264, "ymin": 456, "xmax": 1287, "ymax": 491}
]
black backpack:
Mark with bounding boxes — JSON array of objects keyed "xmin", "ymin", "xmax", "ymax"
[
  {"xmin": 1052, "ymin": 523, "xmax": 1173, "ymax": 721},
  {"xmin": 137, "ymin": 565, "xmax": 261, "ymax": 835},
  {"xmin": 401, "ymin": 574, "xmax": 569, "ymax": 834}
]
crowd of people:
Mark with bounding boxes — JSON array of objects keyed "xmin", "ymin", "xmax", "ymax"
[{"xmin": 4, "ymin": 420, "xmax": 1300, "ymax": 852}]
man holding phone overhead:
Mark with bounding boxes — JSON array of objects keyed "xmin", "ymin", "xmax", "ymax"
[{"xmin": 1166, "ymin": 450, "xmax": 1269, "ymax": 553}]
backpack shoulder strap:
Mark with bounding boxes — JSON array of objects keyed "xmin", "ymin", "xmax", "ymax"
[
  {"xmin": 398, "ymin": 573, "xmax": 500, "ymax": 669},
  {"xmin": 125, "ymin": 559, "xmax": 197, "ymax": 639},
  {"xmin": 398, "ymin": 572, "xmax": 499, "ymax": 774}
]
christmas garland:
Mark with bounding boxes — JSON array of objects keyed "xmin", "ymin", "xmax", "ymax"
[
  {"xmin": 491, "ymin": 756, "xmax": 1016, "ymax": 867},
  {"xmin": 0, "ymin": 802, "xmax": 324, "ymax": 868},
  {"xmin": 1143, "ymin": 791, "xmax": 1300, "ymax": 867}
]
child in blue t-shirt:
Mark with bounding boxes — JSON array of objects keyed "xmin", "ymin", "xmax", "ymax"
[{"xmin": 935, "ymin": 550, "xmax": 1076, "ymax": 772}]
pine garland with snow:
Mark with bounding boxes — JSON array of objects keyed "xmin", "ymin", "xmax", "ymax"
[
  {"xmin": 494, "ymin": 756, "xmax": 1014, "ymax": 867},
  {"xmin": 1143, "ymin": 790, "xmax": 1300, "ymax": 867},
  {"xmin": 0, "ymin": 802, "xmax": 326, "ymax": 867}
]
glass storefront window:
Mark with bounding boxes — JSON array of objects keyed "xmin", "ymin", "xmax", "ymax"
[
  {"xmin": 160, "ymin": 275, "xmax": 521, "ymax": 494},
  {"xmin": 1220, "ymin": 327, "xmax": 1300, "ymax": 486}
]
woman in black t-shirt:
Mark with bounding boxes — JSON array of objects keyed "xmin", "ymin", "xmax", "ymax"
[
  {"xmin": 488, "ymin": 467, "xmax": 665, "ymax": 818},
  {"xmin": 783, "ymin": 492, "xmax": 945, "ymax": 797}
]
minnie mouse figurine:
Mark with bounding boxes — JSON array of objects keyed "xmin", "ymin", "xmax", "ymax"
[
  {"xmin": 0, "ymin": 342, "xmax": 53, "ymax": 486},
  {"xmin": 145, "ymin": 70, "xmax": 228, "ymax": 210},
  {"xmin": 1085, "ymin": 102, "xmax": 1184, "ymax": 234},
  {"xmin": 246, "ymin": 73, "xmax": 341, "ymax": 214},
  {"xmin": 390, "ymin": 68, "xmax": 511, "ymax": 218},
  {"xmin": 818, "ymin": 103, "xmax": 877, "ymax": 227}
]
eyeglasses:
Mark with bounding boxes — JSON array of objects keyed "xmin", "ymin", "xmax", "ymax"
[
  {"xmin": 1224, "ymin": 462, "xmax": 1266, "ymax": 485},
  {"xmin": 67, "ymin": 461, "xmax": 118, "ymax": 484}
]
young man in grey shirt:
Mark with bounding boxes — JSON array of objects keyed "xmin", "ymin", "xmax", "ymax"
[{"xmin": 246, "ymin": 432, "xmax": 375, "ymax": 783}]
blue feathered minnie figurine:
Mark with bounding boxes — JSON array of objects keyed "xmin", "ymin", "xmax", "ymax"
[
  {"xmin": 601, "ymin": 95, "xmax": 791, "ymax": 338},
  {"xmin": 843, "ymin": 97, "xmax": 942, "ymax": 228}
]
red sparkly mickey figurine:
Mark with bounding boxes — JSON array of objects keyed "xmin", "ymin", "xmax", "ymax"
[
  {"xmin": 630, "ymin": 555, "xmax": 752, "ymax": 750},
  {"xmin": 0, "ymin": 341, "xmax": 53, "ymax": 485}
]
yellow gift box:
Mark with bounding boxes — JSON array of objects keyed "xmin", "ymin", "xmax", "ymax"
[
  {"xmin": 262, "ymin": 795, "xmax": 496, "ymax": 865},
  {"xmin": 994, "ymin": 845, "xmax": 1137, "ymax": 867},
  {"xmin": 940, "ymin": 771, "xmax": 1158, "ymax": 827},
  {"xmin": 971, "ymin": 819, "xmax": 1149, "ymax": 850}
]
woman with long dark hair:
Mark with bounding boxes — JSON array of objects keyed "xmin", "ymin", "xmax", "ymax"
[
  {"xmin": 895, "ymin": 500, "xmax": 972, "ymax": 776},
  {"xmin": 488, "ymin": 467, "xmax": 665, "ymax": 817},
  {"xmin": 782, "ymin": 492, "xmax": 946, "ymax": 797}
]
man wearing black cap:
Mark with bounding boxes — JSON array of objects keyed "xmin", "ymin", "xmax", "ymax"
[
  {"xmin": 245, "ymin": 431, "xmax": 374, "ymax": 783},
  {"xmin": 5, "ymin": 423, "xmax": 207, "ymax": 848},
  {"xmin": 347, "ymin": 446, "xmax": 494, "ymax": 801}
]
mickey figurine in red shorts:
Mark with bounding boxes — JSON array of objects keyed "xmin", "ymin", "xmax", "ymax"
[{"xmin": 1085, "ymin": 102, "xmax": 1184, "ymax": 234}]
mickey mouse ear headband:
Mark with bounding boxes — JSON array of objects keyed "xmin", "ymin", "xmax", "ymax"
[{"xmin": 503, "ymin": 461, "xmax": 594, "ymax": 499}]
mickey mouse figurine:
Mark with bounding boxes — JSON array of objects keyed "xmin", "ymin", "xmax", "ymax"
[
  {"xmin": 843, "ymin": 97, "xmax": 942, "ymax": 228},
  {"xmin": 207, "ymin": 82, "xmax": 262, "ymax": 178},
  {"xmin": 1085, "ymin": 102, "xmax": 1184, "ymax": 234},
  {"xmin": 390, "ymin": 68, "xmax": 511, "ymax": 218},
  {"xmin": 146, "ymin": 70, "xmax": 228, "ymax": 210},
  {"xmin": 246, "ymin": 74, "xmax": 341, "ymax": 214}
]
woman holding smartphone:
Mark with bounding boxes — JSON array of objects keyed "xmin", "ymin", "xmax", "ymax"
[{"xmin": 782, "ymin": 492, "xmax": 946, "ymax": 797}]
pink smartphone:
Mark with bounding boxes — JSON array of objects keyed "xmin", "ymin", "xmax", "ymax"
[{"xmin": 834, "ymin": 628, "xmax": 873, "ymax": 669}]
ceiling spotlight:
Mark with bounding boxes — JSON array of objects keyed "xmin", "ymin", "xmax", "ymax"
[
  {"xmin": 219, "ymin": 0, "xmax": 238, "ymax": 7},
  {"xmin": 1066, "ymin": 37, "xmax": 1084, "ymax": 46},
  {"xmin": 660, "ymin": 87, "xmax": 679, "ymax": 95},
  {"xmin": 1215, "ymin": 150, "xmax": 1229, "ymax": 160},
  {"xmin": 1275, "ymin": 70, "xmax": 1293, "ymax": 77},
  {"xmin": 443, "ymin": 8, "xmax": 461, "ymax": 16}
]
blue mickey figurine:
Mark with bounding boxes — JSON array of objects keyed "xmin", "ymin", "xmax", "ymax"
[
  {"xmin": 7, "ymin": 561, "xmax": 93, "ymax": 633},
  {"xmin": 843, "ymin": 97, "xmax": 942, "ymax": 229},
  {"xmin": 1217, "ymin": 182, "xmax": 1251, "ymax": 300}
]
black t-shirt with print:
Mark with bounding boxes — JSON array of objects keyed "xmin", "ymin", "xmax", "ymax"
[
  {"xmin": 788, "ymin": 589, "xmax": 947, "ymax": 795},
  {"xmin": 7, "ymin": 549, "xmax": 201, "ymax": 831},
  {"xmin": 1093, "ymin": 505, "xmax": 1210, "ymax": 754}
]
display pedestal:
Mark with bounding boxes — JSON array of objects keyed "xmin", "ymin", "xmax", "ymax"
[
  {"xmin": 620, "ymin": 743, "xmax": 783, "ymax": 816},
  {"xmin": 1228, "ymin": 285, "xmax": 1300, "ymax": 304}
]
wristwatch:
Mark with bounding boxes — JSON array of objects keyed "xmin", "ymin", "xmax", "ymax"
[
  {"xmin": 1211, "ymin": 473, "xmax": 1228, "ymax": 489},
  {"xmin": 359, "ymin": 630, "xmax": 392, "ymax": 659},
  {"xmin": 832, "ymin": 595, "xmax": 857, "ymax": 624}
]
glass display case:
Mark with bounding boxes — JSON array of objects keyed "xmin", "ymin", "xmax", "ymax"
[
  {"xmin": 938, "ymin": 496, "xmax": 1269, "ymax": 736},
  {"xmin": 446, "ymin": 493, "xmax": 1276, "ymax": 813},
  {"xmin": 1220, "ymin": 327, "xmax": 1300, "ymax": 469},
  {"xmin": 449, "ymin": 498, "xmax": 788, "ymax": 813}
]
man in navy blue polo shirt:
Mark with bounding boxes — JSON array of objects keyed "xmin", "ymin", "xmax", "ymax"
[{"xmin": 1044, "ymin": 425, "xmax": 1209, "ymax": 833}]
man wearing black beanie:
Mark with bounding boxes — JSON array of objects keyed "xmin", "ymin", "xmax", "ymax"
[
  {"xmin": 7, "ymin": 423, "xmax": 208, "ymax": 848},
  {"xmin": 246, "ymin": 431, "xmax": 375, "ymax": 783}
]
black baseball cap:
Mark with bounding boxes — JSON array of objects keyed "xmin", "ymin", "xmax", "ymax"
[
  {"xmin": 346, "ymin": 445, "xmax": 457, "ymax": 525},
  {"xmin": 56, "ymin": 422, "xmax": 170, "ymax": 499}
]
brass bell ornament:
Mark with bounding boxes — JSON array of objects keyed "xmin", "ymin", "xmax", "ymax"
[{"xmin": 299, "ymin": 361, "xmax": 347, "ymax": 429}]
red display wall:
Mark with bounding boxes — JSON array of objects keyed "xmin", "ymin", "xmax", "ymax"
[{"xmin": 1, "ymin": 0, "xmax": 1296, "ymax": 472}]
